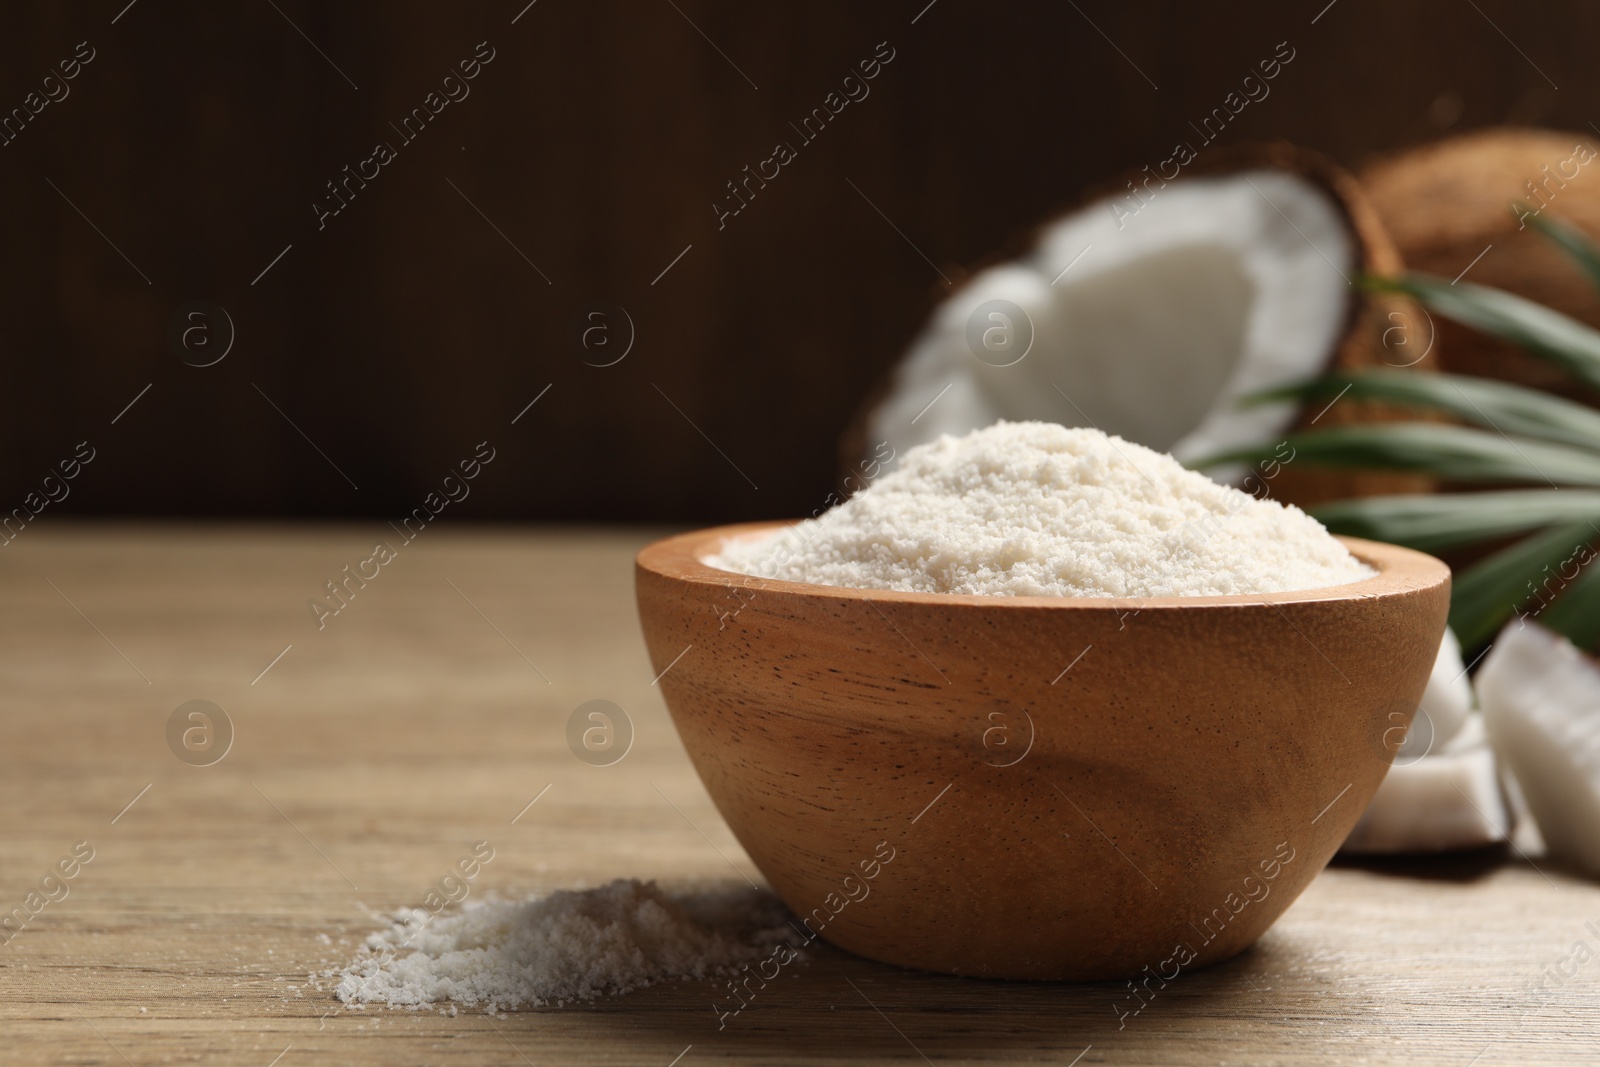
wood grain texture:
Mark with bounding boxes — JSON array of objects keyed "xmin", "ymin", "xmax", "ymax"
[
  {"xmin": 0, "ymin": 525, "xmax": 1597, "ymax": 1065},
  {"xmin": 636, "ymin": 523, "xmax": 1451, "ymax": 980}
]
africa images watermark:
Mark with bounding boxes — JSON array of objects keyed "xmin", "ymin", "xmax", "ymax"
[
  {"xmin": 330, "ymin": 841, "xmax": 496, "ymax": 1008},
  {"xmin": 1514, "ymin": 532, "xmax": 1598, "ymax": 629},
  {"xmin": 0, "ymin": 841, "xmax": 96, "ymax": 948},
  {"xmin": 711, "ymin": 839, "xmax": 898, "ymax": 1029},
  {"xmin": 0, "ymin": 40, "xmax": 95, "ymax": 148},
  {"xmin": 313, "ymin": 41, "xmax": 497, "ymax": 230},
  {"xmin": 1172, "ymin": 440, "xmax": 1297, "ymax": 551},
  {"xmin": 1, "ymin": 441, "xmax": 96, "ymax": 547},
  {"xmin": 307, "ymin": 441, "xmax": 497, "ymax": 630},
  {"xmin": 1110, "ymin": 40, "xmax": 1297, "ymax": 229},
  {"xmin": 1112, "ymin": 840, "xmax": 1298, "ymax": 1029},
  {"xmin": 1513, "ymin": 139, "xmax": 1597, "ymax": 230},
  {"xmin": 712, "ymin": 40, "xmax": 897, "ymax": 230},
  {"xmin": 709, "ymin": 441, "xmax": 897, "ymax": 632}
]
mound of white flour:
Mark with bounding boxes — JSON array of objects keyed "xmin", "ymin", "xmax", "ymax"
[
  {"xmin": 333, "ymin": 880, "xmax": 795, "ymax": 1012},
  {"xmin": 708, "ymin": 421, "xmax": 1372, "ymax": 598}
]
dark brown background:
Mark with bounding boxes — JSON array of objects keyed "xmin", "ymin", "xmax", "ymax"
[{"xmin": 2, "ymin": 0, "xmax": 1594, "ymax": 523}]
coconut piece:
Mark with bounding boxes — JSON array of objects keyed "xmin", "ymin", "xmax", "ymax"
[
  {"xmin": 1342, "ymin": 631, "xmax": 1505, "ymax": 855},
  {"xmin": 1397, "ymin": 626, "xmax": 1474, "ymax": 761},
  {"xmin": 846, "ymin": 145, "xmax": 1429, "ymax": 508},
  {"xmin": 1341, "ymin": 714, "xmax": 1511, "ymax": 855},
  {"xmin": 1500, "ymin": 759, "xmax": 1548, "ymax": 856},
  {"xmin": 1362, "ymin": 127, "xmax": 1600, "ymax": 402},
  {"xmin": 1478, "ymin": 620, "xmax": 1600, "ymax": 873}
]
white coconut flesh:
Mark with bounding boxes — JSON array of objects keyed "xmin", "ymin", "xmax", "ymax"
[
  {"xmin": 867, "ymin": 170, "xmax": 1356, "ymax": 469},
  {"xmin": 1342, "ymin": 628, "xmax": 1509, "ymax": 855},
  {"xmin": 1478, "ymin": 621, "xmax": 1600, "ymax": 874},
  {"xmin": 1397, "ymin": 626, "xmax": 1474, "ymax": 762},
  {"xmin": 1343, "ymin": 715, "xmax": 1511, "ymax": 855}
]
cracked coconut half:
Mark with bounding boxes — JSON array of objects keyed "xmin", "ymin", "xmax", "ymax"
[{"xmin": 848, "ymin": 145, "xmax": 1425, "ymax": 507}]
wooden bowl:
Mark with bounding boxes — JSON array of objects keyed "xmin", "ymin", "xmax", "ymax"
[{"xmin": 635, "ymin": 523, "xmax": 1450, "ymax": 981}]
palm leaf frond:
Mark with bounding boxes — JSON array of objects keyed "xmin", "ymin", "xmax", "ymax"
[
  {"xmin": 1194, "ymin": 423, "xmax": 1600, "ymax": 487},
  {"xmin": 1530, "ymin": 213, "xmax": 1600, "ymax": 292},
  {"xmin": 1368, "ymin": 273, "xmax": 1600, "ymax": 394},
  {"xmin": 1449, "ymin": 521, "xmax": 1598, "ymax": 649},
  {"xmin": 1537, "ymin": 548, "xmax": 1600, "ymax": 649},
  {"xmin": 1311, "ymin": 490, "xmax": 1600, "ymax": 554},
  {"xmin": 1248, "ymin": 368, "xmax": 1600, "ymax": 455}
]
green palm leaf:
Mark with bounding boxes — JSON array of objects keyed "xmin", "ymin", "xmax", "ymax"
[
  {"xmin": 1312, "ymin": 490, "xmax": 1600, "ymax": 553},
  {"xmin": 1537, "ymin": 548, "xmax": 1600, "ymax": 649},
  {"xmin": 1193, "ymin": 423, "xmax": 1600, "ymax": 486},
  {"xmin": 1368, "ymin": 273, "xmax": 1600, "ymax": 393},
  {"xmin": 1249, "ymin": 369, "xmax": 1600, "ymax": 455},
  {"xmin": 1206, "ymin": 265, "xmax": 1600, "ymax": 651},
  {"xmin": 1449, "ymin": 521, "xmax": 1600, "ymax": 649},
  {"xmin": 1530, "ymin": 213, "xmax": 1600, "ymax": 292}
]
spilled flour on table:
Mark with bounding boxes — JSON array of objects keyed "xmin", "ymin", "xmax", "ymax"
[{"xmin": 332, "ymin": 879, "xmax": 798, "ymax": 1012}]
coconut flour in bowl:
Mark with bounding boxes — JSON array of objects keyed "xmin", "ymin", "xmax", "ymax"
[{"xmin": 707, "ymin": 421, "xmax": 1373, "ymax": 598}]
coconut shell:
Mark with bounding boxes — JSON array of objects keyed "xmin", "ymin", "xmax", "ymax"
[
  {"xmin": 1193, "ymin": 144, "xmax": 1436, "ymax": 509},
  {"xmin": 1361, "ymin": 127, "xmax": 1600, "ymax": 402},
  {"xmin": 839, "ymin": 142, "xmax": 1434, "ymax": 509}
]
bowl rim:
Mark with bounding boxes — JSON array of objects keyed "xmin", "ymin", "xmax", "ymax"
[{"xmin": 636, "ymin": 521, "xmax": 1450, "ymax": 610}]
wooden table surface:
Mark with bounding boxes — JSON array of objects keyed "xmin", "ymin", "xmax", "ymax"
[{"xmin": 2, "ymin": 523, "xmax": 1597, "ymax": 1066}]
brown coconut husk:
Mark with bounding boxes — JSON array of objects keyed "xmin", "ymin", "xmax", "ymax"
[
  {"xmin": 1361, "ymin": 127, "xmax": 1600, "ymax": 402},
  {"xmin": 839, "ymin": 142, "xmax": 1434, "ymax": 509}
]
